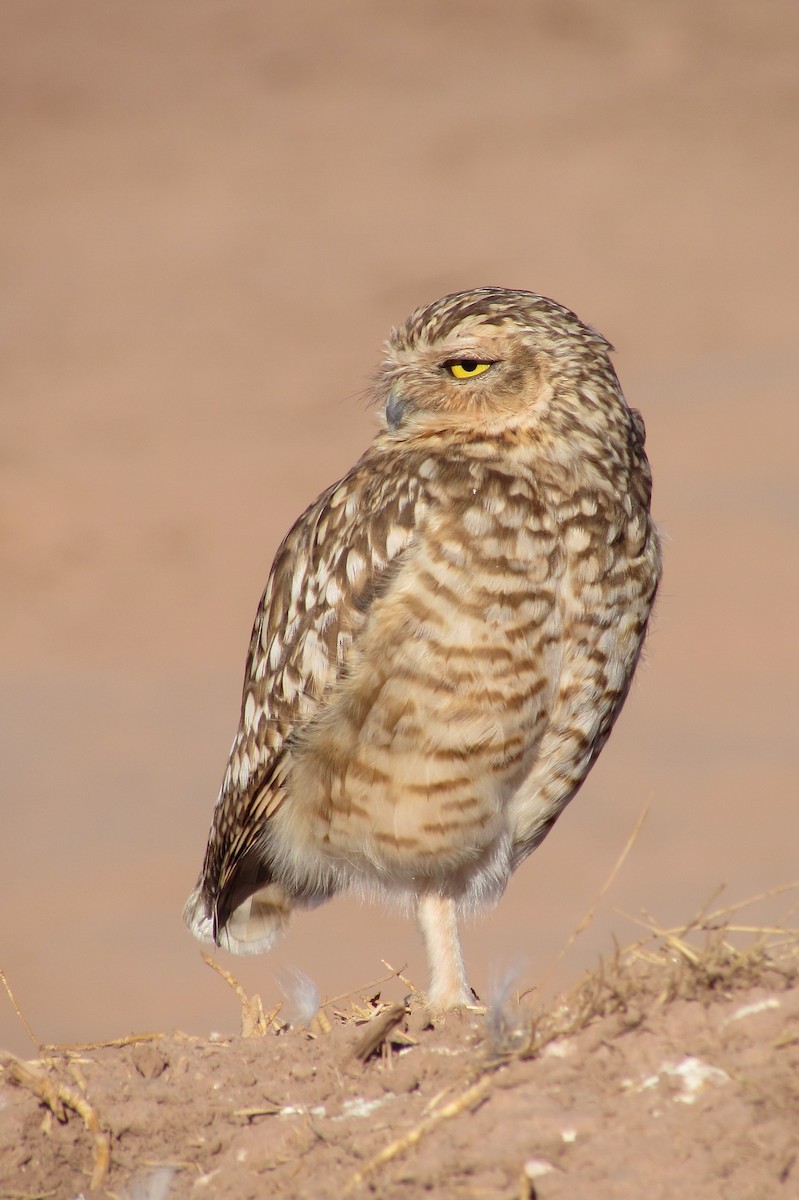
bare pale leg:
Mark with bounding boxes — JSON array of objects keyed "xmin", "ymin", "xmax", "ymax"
[{"xmin": 415, "ymin": 893, "xmax": 472, "ymax": 1008}]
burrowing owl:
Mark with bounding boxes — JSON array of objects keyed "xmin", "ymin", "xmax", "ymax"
[{"xmin": 184, "ymin": 287, "xmax": 661, "ymax": 1008}]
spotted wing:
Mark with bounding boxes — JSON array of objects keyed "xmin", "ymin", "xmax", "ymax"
[{"xmin": 186, "ymin": 442, "xmax": 423, "ymax": 938}]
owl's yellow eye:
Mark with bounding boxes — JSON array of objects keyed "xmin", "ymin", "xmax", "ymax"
[{"xmin": 445, "ymin": 360, "xmax": 493, "ymax": 380}]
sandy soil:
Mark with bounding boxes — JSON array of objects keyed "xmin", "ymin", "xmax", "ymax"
[
  {"xmin": 1, "ymin": 1, "xmax": 798, "ymax": 1194},
  {"xmin": 2, "ymin": 930, "xmax": 798, "ymax": 1198}
]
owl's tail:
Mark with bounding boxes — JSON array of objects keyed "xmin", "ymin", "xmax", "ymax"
[{"xmin": 183, "ymin": 851, "xmax": 295, "ymax": 956}]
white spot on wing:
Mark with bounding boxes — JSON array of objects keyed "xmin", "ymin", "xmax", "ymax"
[
  {"xmin": 386, "ymin": 525, "xmax": 411, "ymax": 559},
  {"xmin": 238, "ymin": 751, "xmax": 251, "ymax": 789},
  {"xmin": 300, "ymin": 629, "xmax": 329, "ymax": 680},
  {"xmin": 290, "ymin": 563, "xmax": 307, "ymax": 605},
  {"xmin": 346, "ymin": 550, "xmax": 365, "ymax": 583},
  {"xmin": 268, "ymin": 635, "xmax": 283, "ymax": 670}
]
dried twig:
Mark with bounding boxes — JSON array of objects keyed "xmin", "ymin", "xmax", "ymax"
[
  {"xmin": 379, "ymin": 959, "xmax": 418, "ymax": 993},
  {"xmin": 0, "ymin": 967, "xmax": 42, "ymax": 1051},
  {"xmin": 200, "ymin": 951, "xmax": 282, "ymax": 1036},
  {"xmin": 233, "ymin": 1103, "xmax": 284, "ymax": 1121},
  {"xmin": 615, "ymin": 881, "xmax": 799, "ymax": 949},
  {"xmin": 345, "ymin": 1076, "xmax": 492, "ymax": 1190},
  {"xmin": 44, "ymin": 1031, "xmax": 167, "ymax": 1053},
  {"xmin": 2, "ymin": 1056, "xmax": 110, "ymax": 1191},
  {"xmin": 320, "ymin": 962, "xmax": 410, "ymax": 1011},
  {"xmin": 557, "ymin": 801, "xmax": 649, "ymax": 961},
  {"xmin": 352, "ymin": 1001, "xmax": 408, "ymax": 1063},
  {"xmin": 701, "ymin": 881, "xmax": 799, "ymax": 924},
  {"xmin": 523, "ymin": 802, "xmax": 649, "ymax": 1005}
]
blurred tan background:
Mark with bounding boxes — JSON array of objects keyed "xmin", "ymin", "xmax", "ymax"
[{"xmin": 2, "ymin": 0, "xmax": 797, "ymax": 1057}]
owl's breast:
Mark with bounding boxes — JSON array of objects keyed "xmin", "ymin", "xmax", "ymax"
[{"xmin": 272, "ymin": 452, "xmax": 573, "ymax": 888}]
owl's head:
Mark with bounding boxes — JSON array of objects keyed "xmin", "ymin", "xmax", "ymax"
[{"xmin": 376, "ymin": 287, "xmax": 620, "ymax": 436}]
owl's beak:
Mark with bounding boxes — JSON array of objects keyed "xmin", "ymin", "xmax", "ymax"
[{"xmin": 385, "ymin": 387, "xmax": 410, "ymax": 431}]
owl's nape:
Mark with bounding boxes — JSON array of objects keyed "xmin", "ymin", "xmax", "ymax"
[{"xmin": 184, "ymin": 287, "xmax": 661, "ymax": 1010}]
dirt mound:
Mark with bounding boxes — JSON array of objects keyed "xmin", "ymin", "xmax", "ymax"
[{"xmin": 3, "ymin": 911, "xmax": 797, "ymax": 1199}]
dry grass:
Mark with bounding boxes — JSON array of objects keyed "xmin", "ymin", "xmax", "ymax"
[
  {"xmin": 2, "ymin": 880, "xmax": 797, "ymax": 1197},
  {"xmin": 1, "ymin": 1056, "xmax": 110, "ymax": 1191},
  {"xmin": 491, "ymin": 881, "xmax": 799, "ymax": 1064},
  {"xmin": 342, "ymin": 882, "xmax": 799, "ymax": 1192},
  {"xmin": 171, "ymin": 876, "xmax": 799, "ymax": 1067}
]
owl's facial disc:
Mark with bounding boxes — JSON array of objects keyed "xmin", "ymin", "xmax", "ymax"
[{"xmin": 384, "ymin": 354, "xmax": 498, "ymax": 429}]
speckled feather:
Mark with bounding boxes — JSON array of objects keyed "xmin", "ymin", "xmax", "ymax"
[{"xmin": 184, "ymin": 287, "xmax": 661, "ymax": 1007}]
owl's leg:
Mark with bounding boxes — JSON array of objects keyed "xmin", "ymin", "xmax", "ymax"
[{"xmin": 415, "ymin": 893, "xmax": 472, "ymax": 1008}]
